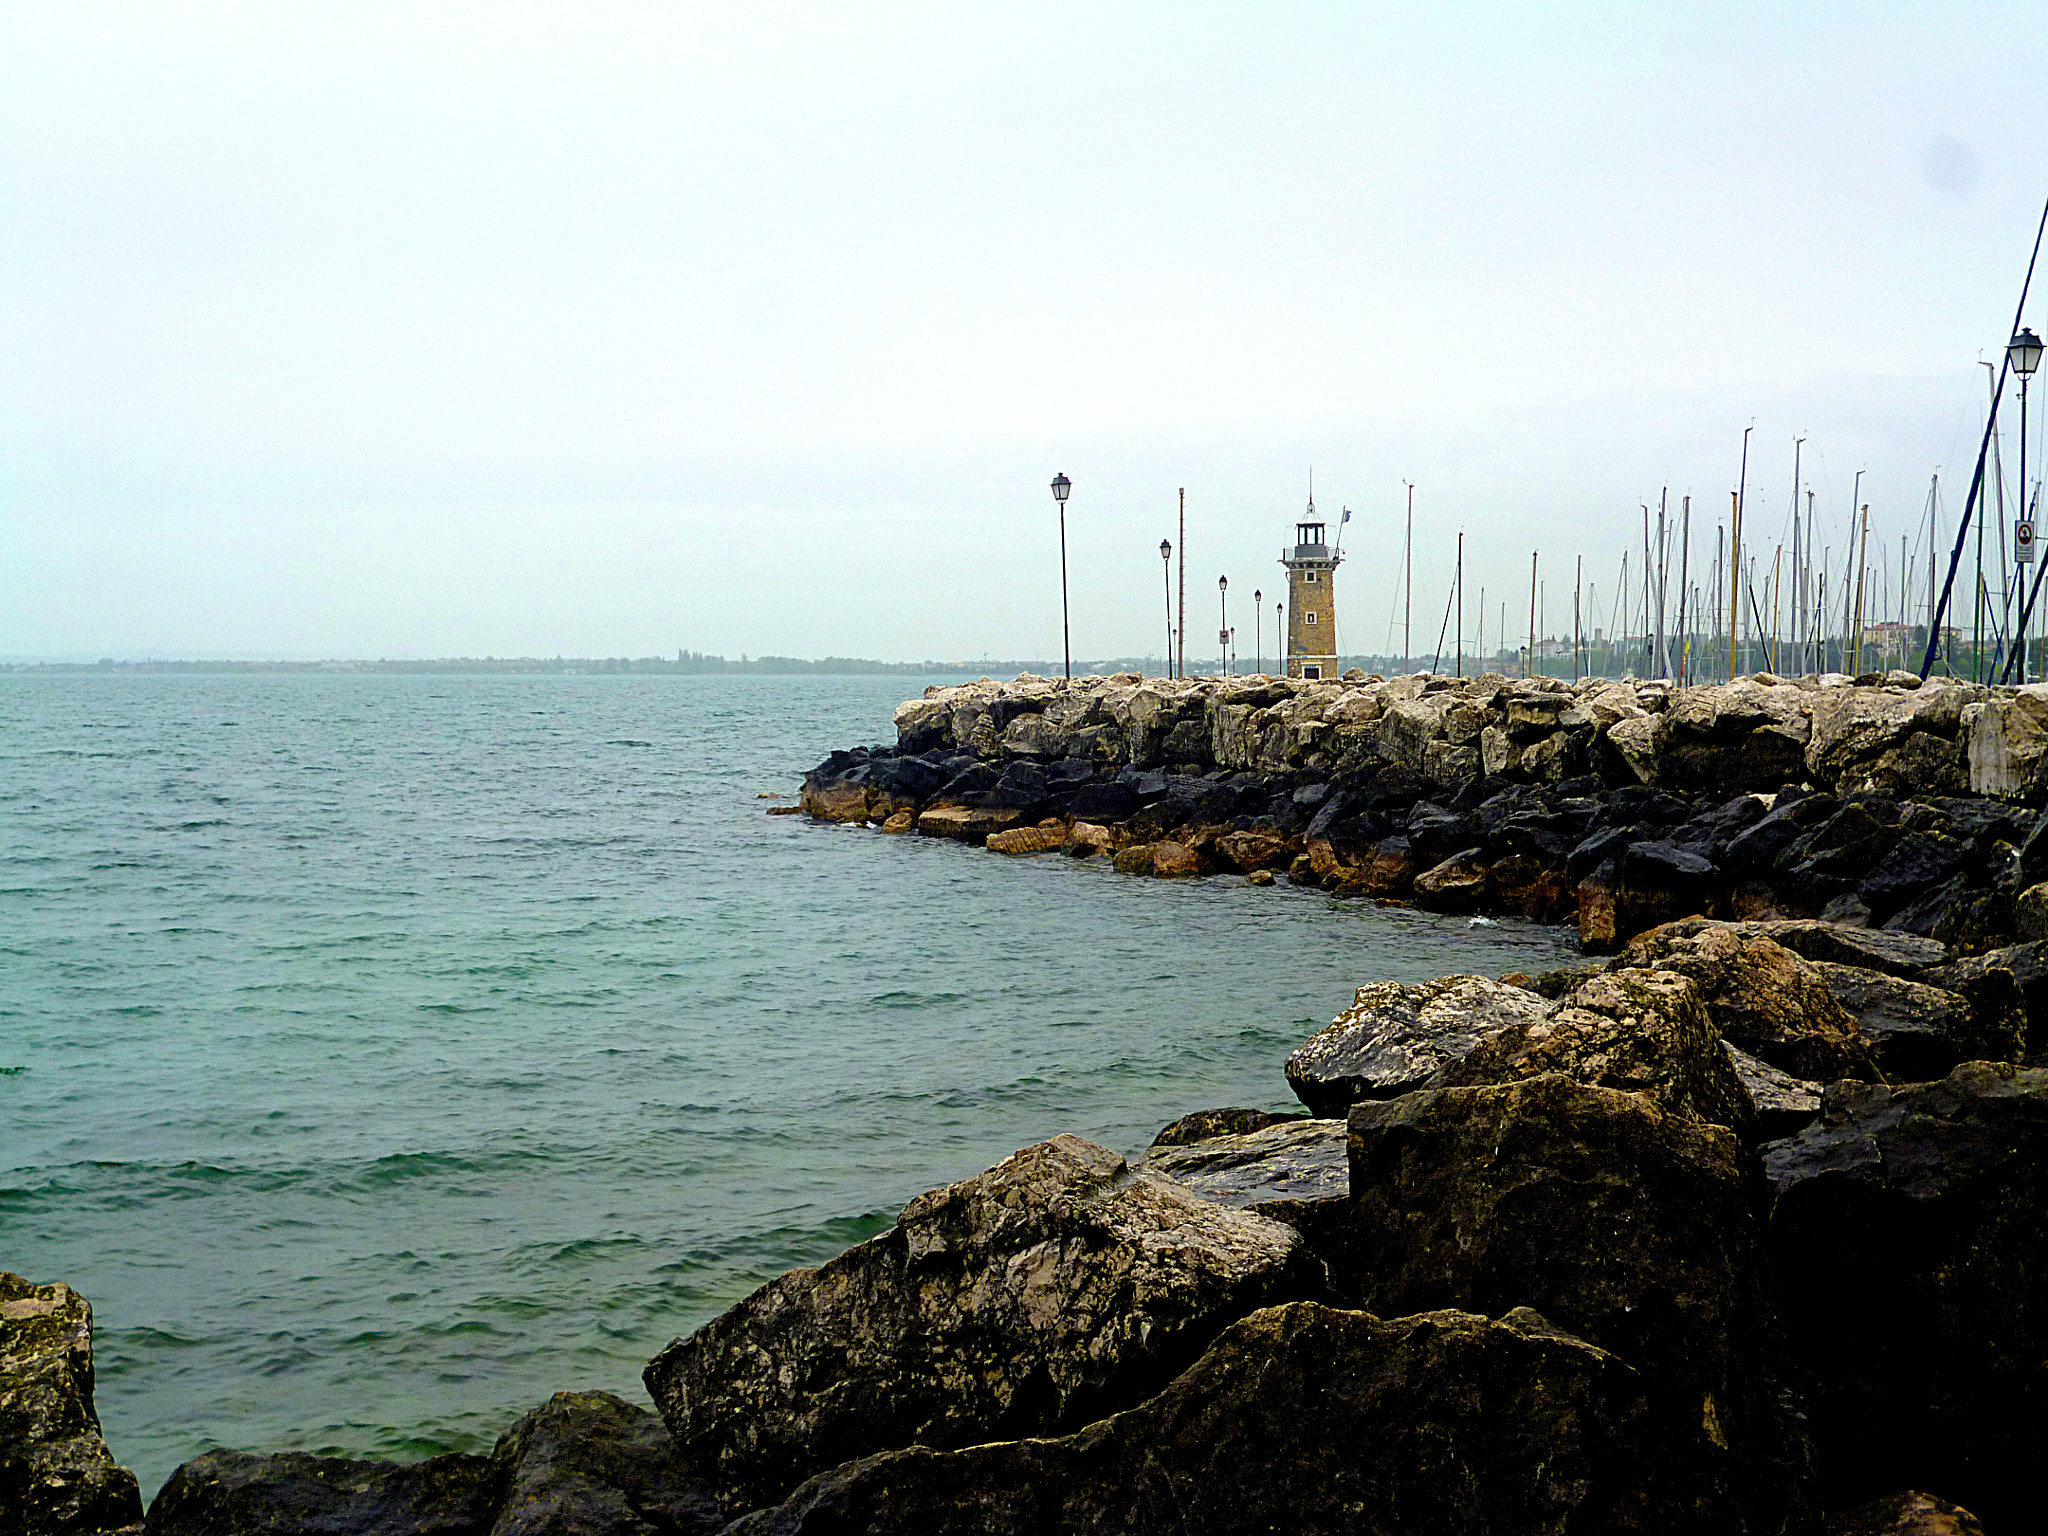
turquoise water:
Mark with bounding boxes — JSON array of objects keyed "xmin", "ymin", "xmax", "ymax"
[{"xmin": 0, "ymin": 674, "xmax": 1574, "ymax": 1497}]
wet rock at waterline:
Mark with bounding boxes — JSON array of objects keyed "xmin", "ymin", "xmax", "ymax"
[
  {"xmin": 145, "ymin": 1449, "xmax": 494, "ymax": 1536},
  {"xmin": 724, "ymin": 1302, "xmax": 1723, "ymax": 1536},
  {"xmin": 0, "ymin": 1273, "xmax": 143, "ymax": 1536},
  {"xmin": 641, "ymin": 1133, "xmax": 1323, "ymax": 1511},
  {"xmin": 1723, "ymin": 1041, "xmax": 1823, "ymax": 1139},
  {"xmin": 144, "ymin": 1392, "xmax": 723, "ymax": 1536}
]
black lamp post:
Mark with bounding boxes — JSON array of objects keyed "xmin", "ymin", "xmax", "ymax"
[
  {"xmin": 1253, "ymin": 588, "xmax": 1262, "ymax": 674},
  {"xmin": 2012, "ymin": 329, "xmax": 2042, "ymax": 681},
  {"xmin": 1160, "ymin": 540, "xmax": 1174, "ymax": 678},
  {"xmin": 1051, "ymin": 473, "xmax": 1072, "ymax": 679},
  {"xmin": 1218, "ymin": 575, "xmax": 1229, "ymax": 677},
  {"xmin": 1275, "ymin": 601, "xmax": 1283, "ymax": 674}
]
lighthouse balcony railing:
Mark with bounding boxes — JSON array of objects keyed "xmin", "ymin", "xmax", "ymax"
[{"xmin": 1283, "ymin": 544, "xmax": 1331, "ymax": 561}]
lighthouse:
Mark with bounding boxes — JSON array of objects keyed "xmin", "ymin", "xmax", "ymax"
[{"xmin": 1280, "ymin": 505, "xmax": 1341, "ymax": 679}]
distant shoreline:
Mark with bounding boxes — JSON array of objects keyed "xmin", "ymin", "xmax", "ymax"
[
  {"xmin": 2, "ymin": 653, "xmax": 1484, "ymax": 677},
  {"xmin": 3, "ymin": 654, "xmax": 1049, "ymax": 677}
]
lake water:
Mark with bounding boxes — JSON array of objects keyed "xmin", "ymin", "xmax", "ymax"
[{"xmin": 0, "ymin": 673, "xmax": 1574, "ymax": 1496}]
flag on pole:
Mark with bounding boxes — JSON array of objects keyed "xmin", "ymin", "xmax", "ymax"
[{"xmin": 1341, "ymin": 507, "xmax": 1352, "ymax": 523}]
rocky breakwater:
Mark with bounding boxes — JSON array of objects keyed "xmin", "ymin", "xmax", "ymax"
[
  {"xmin": 22, "ymin": 916, "xmax": 2041, "ymax": 1531},
  {"xmin": 798, "ymin": 668, "xmax": 2048, "ymax": 955}
]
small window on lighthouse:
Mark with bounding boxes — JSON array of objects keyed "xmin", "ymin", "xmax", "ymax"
[
  {"xmin": 1303, "ymin": 665, "xmax": 1322, "ymax": 679},
  {"xmin": 1306, "ymin": 611, "xmax": 1317, "ymax": 624},
  {"xmin": 1305, "ymin": 571, "xmax": 1318, "ymax": 584}
]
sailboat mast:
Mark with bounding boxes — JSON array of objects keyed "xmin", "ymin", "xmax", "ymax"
[
  {"xmin": 1655, "ymin": 489, "xmax": 1668, "ymax": 679},
  {"xmin": 1730, "ymin": 427, "xmax": 1751, "ymax": 679},
  {"xmin": 1403, "ymin": 481, "xmax": 1414, "ymax": 674},
  {"xmin": 1678, "ymin": 495, "xmax": 1691, "ymax": 685},
  {"xmin": 1456, "ymin": 532, "xmax": 1464, "ymax": 679}
]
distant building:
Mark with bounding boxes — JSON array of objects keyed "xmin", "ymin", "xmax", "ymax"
[{"xmin": 1279, "ymin": 510, "xmax": 1341, "ymax": 680}]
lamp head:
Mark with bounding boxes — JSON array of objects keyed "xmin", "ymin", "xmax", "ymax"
[
  {"xmin": 2012, "ymin": 327, "xmax": 2044, "ymax": 380},
  {"xmin": 1160, "ymin": 539, "xmax": 1171, "ymax": 560},
  {"xmin": 1051, "ymin": 473, "xmax": 1071, "ymax": 503},
  {"xmin": 1218, "ymin": 575, "xmax": 1228, "ymax": 591}
]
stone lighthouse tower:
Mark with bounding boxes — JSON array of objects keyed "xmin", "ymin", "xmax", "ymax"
[{"xmin": 1280, "ymin": 503, "xmax": 1341, "ymax": 679}]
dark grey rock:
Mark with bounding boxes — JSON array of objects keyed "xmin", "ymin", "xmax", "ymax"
[
  {"xmin": 144, "ymin": 1449, "xmax": 491, "ymax": 1536},
  {"xmin": 1624, "ymin": 838, "xmax": 1715, "ymax": 882},
  {"xmin": 486, "ymin": 1391, "xmax": 721, "ymax": 1536},
  {"xmin": 1881, "ymin": 873, "xmax": 1969, "ymax": 940},
  {"xmin": 1757, "ymin": 921, "xmax": 1947, "ymax": 979},
  {"xmin": 1282, "ymin": 974, "xmax": 1550, "ymax": 1117},
  {"xmin": 1927, "ymin": 939, "xmax": 2048, "ymax": 1061},
  {"xmin": 1812, "ymin": 960, "xmax": 2020, "ymax": 1080},
  {"xmin": 1763, "ymin": 1061, "xmax": 2048, "ymax": 1529},
  {"xmin": 642, "ymin": 1134, "xmax": 1322, "ymax": 1512},
  {"xmin": 1143, "ymin": 1118, "xmax": 1347, "ymax": 1208},
  {"xmin": 1723, "ymin": 1042, "xmax": 1821, "ymax": 1140},
  {"xmin": 1060, "ymin": 780, "xmax": 1137, "ymax": 821},
  {"xmin": 1856, "ymin": 833, "xmax": 1969, "ymax": 919}
]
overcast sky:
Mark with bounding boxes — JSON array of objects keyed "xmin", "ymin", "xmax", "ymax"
[{"xmin": 4, "ymin": 3, "xmax": 2045, "ymax": 662}]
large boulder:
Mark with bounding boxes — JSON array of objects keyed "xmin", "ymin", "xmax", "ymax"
[
  {"xmin": 1657, "ymin": 677, "xmax": 1813, "ymax": 791},
  {"xmin": 1763, "ymin": 1062, "xmax": 2048, "ymax": 1530},
  {"xmin": 1924, "ymin": 939, "xmax": 2048, "ymax": 1060},
  {"xmin": 485, "ymin": 1391, "xmax": 723, "ymax": 1536},
  {"xmin": 145, "ymin": 1449, "xmax": 492, "ymax": 1536},
  {"xmin": 1811, "ymin": 961, "xmax": 2023, "ymax": 1081},
  {"xmin": 1283, "ymin": 974, "xmax": 1551, "ymax": 1117},
  {"xmin": 1962, "ymin": 685, "xmax": 2048, "ymax": 800},
  {"xmin": 1347, "ymin": 1074, "xmax": 1798, "ymax": 1531},
  {"xmin": 1431, "ymin": 968, "xmax": 1756, "ymax": 1134},
  {"xmin": 641, "ymin": 1134, "xmax": 1323, "ymax": 1511},
  {"xmin": 726, "ymin": 1302, "xmax": 1729, "ymax": 1536},
  {"xmin": 0, "ymin": 1273, "xmax": 143, "ymax": 1536},
  {"xmin": 1622, "ymin": 921, "xmax": 1884, "ymax": 1083}
]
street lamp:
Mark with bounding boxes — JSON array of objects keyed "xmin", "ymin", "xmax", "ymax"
[
  {"xmin": 1253, "ymin": 589, "xmax": 1262, "ymax": 674},
  {"xmin": 1051, "ymin": 473, "xmax": 1072, "ymax": 680},
  {"xmin": 2011, "ymin": 329, "xmax": 2042, "ymax": 682},
  {"xmin": 1160, "ymin": 540, "xmax": 1174, "ymax": 678},
  {"xmin": 1218, "ymin": 575, "xmax": 1229, "ymax": 677},
  {"xmin": 1275, "ymin": 601, "xmax": 1283, "ymax": 674}
]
